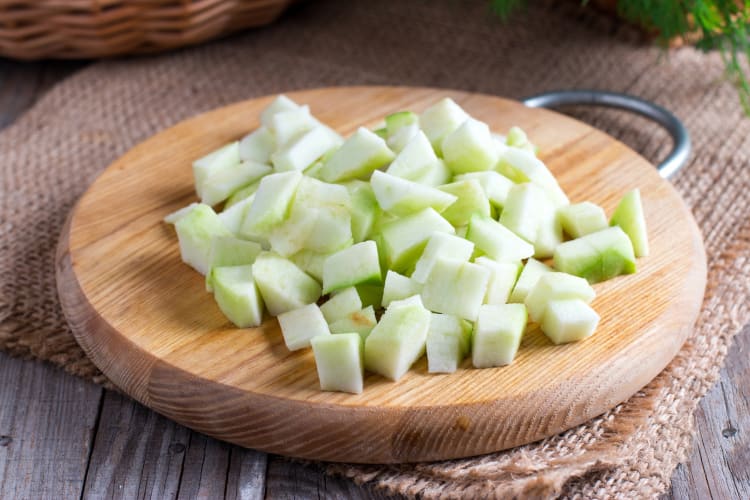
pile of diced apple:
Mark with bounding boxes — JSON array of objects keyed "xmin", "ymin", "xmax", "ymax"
[{"xmin": 165, "ymin": 95, "xmax": 649, "ymax": 394}]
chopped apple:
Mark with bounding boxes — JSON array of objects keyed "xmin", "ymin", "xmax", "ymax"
[
  {"xmin": 251, "ymin": 252, "xmax": 322, "ymax": 315},
  {"xmin": 421, "ymin": 258, "xmax": 491, "ymax": 321},
  {"xmin": 211, "ymin": 265, "xmax": 265, "ymax": 328},
  {"xmin": 311, "ymin": 333, "xmax": 364, "ymax": 394},
  {"xmin": 472, "ymin": 303, "xmax": 527, "ymax": 368},
  {"xmin": 610, "ymin": 188, "xmax": 649, "ymax": 257},
  {"xmin": 426, "ymin": 313, "xmax": 472, "ymax": 373},
  {"xmin": 277, "ymin": 303, "xmax": 330, "ymax": 350}
]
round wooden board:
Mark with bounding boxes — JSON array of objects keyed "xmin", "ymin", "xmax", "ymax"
[{"xmin": 57, "ymin": 86, "xmax": 706, "ymax": 464}]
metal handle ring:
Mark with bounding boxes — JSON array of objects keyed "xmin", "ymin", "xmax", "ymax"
[{"xmin": 522, "ymin": 90, "xmax": 690, "ymax": 179}]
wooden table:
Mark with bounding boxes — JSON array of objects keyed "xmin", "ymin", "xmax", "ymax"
[{"xmin": 0, "ymin": 59, "xmax": 747, "ymax": 499}]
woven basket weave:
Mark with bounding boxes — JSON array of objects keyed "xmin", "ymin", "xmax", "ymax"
[{"xmin": 0, "ymin": 0, "xmax": 295, "ymax": 59}]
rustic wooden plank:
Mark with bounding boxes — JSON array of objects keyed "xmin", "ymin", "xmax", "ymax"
[
  {"xmin": 265, "ymin": 456, "xmax": 400, "ymax": 499},
  {"xmin": 665, "ymin": 323, "xmax": 750, "ymax": 499},
  {"xmin": 225, "ymin": 446, "xmax": 268, "ymax": 500},
  {"xmin": 80, "ymin": 390, "xmax": 269, "ymax": 500},
  {"xmin": 0, "ymin": 59, "xmax": 86, "ymax": 129},
  {"xmin": 0, "ymin": 352, "xmax": 103, "ymax": 499},
  {"xmin": 81, "ymin": 391, "xmax": 190, "ymax": 499}
]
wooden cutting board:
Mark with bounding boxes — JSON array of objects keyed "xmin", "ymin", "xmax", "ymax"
[{"xmin": 56, "ymin": 86, "xmax": 706, "ymax": 464}]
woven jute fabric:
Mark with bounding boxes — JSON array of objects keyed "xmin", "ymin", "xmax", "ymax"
[{"xmin": 1, "ymin": 1, "xmax": 748, "ymax": 497}]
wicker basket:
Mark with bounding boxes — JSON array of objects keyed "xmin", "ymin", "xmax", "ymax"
[{"xmin": 0, "ymin": 0, "xmax": 295, "ymax": 60}]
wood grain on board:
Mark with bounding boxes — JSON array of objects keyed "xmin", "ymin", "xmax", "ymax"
[{"xmin": 55, "ymin": 86, "xmax": 706, "ymax": 464}]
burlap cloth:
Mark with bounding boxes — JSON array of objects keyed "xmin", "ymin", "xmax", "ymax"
[{"xmin": 1, "ymin": 0, "xmax": 748, "ymax": 498}]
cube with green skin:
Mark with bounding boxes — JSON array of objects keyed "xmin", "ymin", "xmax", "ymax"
[
  {"xmin": 329, "ymin": 305, "xmax": 377, "ymax": 340},
  {"xmin": 260, "ymin": 95, "xmax": 300, "ymax": 127},
  {"xmin": 311, "ymin": 333, "xmax": 364, "ymax": 394},
  {"xmin": 364, "ymin": 296, "xmax": 431, "ymax": 381},
  {"xmin": 174, "ymin": 204, "xmax": 233, "ymax": 275},
  {"xmin": 211, "ymin": 265, "xmax": 264, "ymax": 328},
  {"xmin": 610, "ymin": 188, "xmax": 649, "ymax": 257},
  {"xmin": 200, "ymin": 160, "xmax": 272, "ymax": 207},
  {"xmin": 385, "ymin": 131, "xmax": 439, "ymax": 181},
  {"xmin": 466, "ymin": 214, "xmax": 535, "ymax": 262},
  {"xmin": 271, "ymin": 206, "xmax": 352, "ymax": 256},
  {"xmin": 277, "ymin": 303, "xmax": 330, "ymax": 351},
  {"xmin": 320, "ymin": 287, "xmax": 362, "ymax": 322},
  {"xmin": 322, "ymin": 241, "xmax": 382, "ymax": 294},
  {"xmin": 496, "ymin": 147, "xmax": 569, "ymax": 206},
  {"xmin": 271, "ymin": 125, "xmax": 343, "ymax": 172},
  {"xmin": 419, "ymin": 97, "xmax": 469, "ymax": 156},
  {"xmin": 474, "ymin": 257, "xmax": 522, "ymax": 305},
  {"xmin": 472, "ymin": 303, "xmax": 528, "ymax": 368},
  {"xmin": 421, "ymin": 258, "xmax": 491, "ymax": 321},
  {"xmin": 239, "ymin": 171, "xmax": 302, "ymax": 238},
  {"xmin": 205, "ymin": 236, "xmax": 263, "ymax": 291},
  {"xmin": 426, "ymin": 313, "xmax": 472, "ymax": 373},
  {"xmin": 508, "ymin": 258, "xmax": 552, "ymax": 304},
  {"xmin": 239, "ymin": 126, "xmax": 275, "ymax": 164},
  {"xmin": 533, "ymin": 197, "xmax": 564, "ymax": 259},
  {"xmin": 294, "ymin": 176, "xmax": 351, "ymax": 210},
  {"xmin": 356, "ymin": 284, "xmax": 384, "ymax": 309},
  {"xmin": 558, "ymin": 201, "xmax": 608, "ymax": 239},
  {"xmin": 411, "ymin": 232, "xmax": 474, "ymax": 284},
  {"xmin": 553, "ymin": 226, "xmax": 636, "ymax": 284},
  {"xmin": 438, "ymin": 179, "xmax": 491, "ymax": 226},
  {"xmin": 505, "ymin": 126, "xmax": 536, "ymax": 153},
  {"xmin": 541, "ymin": 299, "xmax": 600, "ymax": 345},
  {"xmin": 370, "ymin": 170, "xmax": 457, "ymax": 216},
  {"xmin": 381, "ymin": 270, "xmax": 422, "ymax": 307},
  {"xmin": 345, "ymin": 181, "xmax": 380, "ymax": 243},
  {"xmin": 454, "ymin": 171, "xmax": 515, "ymax": 209},
  {"xmin": 251, "ymin": 252, "xmax": 321, "ymax": 315},
  {"xmin": 524, "ymin": 272, "xmax": 595, "ymax": 323},
  {"xmin": 319, "ymin": 127, "xmax": 395, "ymax": 182},
  {"xmin": 193, "ymin": 142, "xmax": 240, "ymax": 201},
  {"xmin": 442, "ymin": 118, "xmax": 499, "ymax": 174},
  {"xmin": 385, "ymin": 111, "xmax": 419, "ymax": 136},
  {"xmin": 378, "ymin": 207, "xmax": 455, "ymax": 273}
]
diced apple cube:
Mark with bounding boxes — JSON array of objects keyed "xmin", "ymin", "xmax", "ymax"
[
  {"xmin": 322, "ymin": 241, "xmax": 382, "ymax": 294},
  {"xmin": 211, "ymin": 265, "xmax": 264, "ymax": 328},
  {"xmin": 442, "ymin": 118, "xmax": 498, "ymax": 174},
  {"xmin": 205, "ymin": 236, "xmax": 263, "ymax": 291},
  {"xmin": 320, "ymin": 286, "xmax": 363, "ymax": 323},
  {"xmin": 426, "ymin": 313, "xmax": 472, "ymax": 373},
  {"xmin": 411, "ymin": 232, "xmax": 474, "ymax": 284},
  {"xmin": 524, "ymin": 272, "xmax": 595, "ymax": 323},
  {"xmin": 260, "ymin": 95, "xmax": 300, "ymax": 127},
  {"xmin": 472, "ymin": 303, "xmax": 527, "ymax": 368},
  {"xmin": 271, "ymin": 126, "xmax": 343, "ymax": 172},
  {"xmin": 268, "ymin": 105, "xmax": 320, "ymax": 148},
  {"xmin": 239, "ymin": 171, "xmax": 302, "ymax": 237},
  {"xmin": 174, "ymin": 204, "xmax": 233, "ymax": 275},
  {"xmin": 364, "ymin": 298, "xmax": 431, "ymax": 381},
  {"xmin": 346, "ymin": 181, "xmax": 380, "ymax": 243},
  {"xmin": 311, "ymin": 333, "xmax": 364, "ymax": 394},
  {"xmin": 421, "ymin": 258, "xmax": 491, "ymax": 321},
  {"xmin": 508, "ymin": 258, "xmax": 552, "ymax": 304},
  {"xmin": 553, "ymin": 226, "xmax": 636, "ymax": 283},
  {"xmin": 277, "ymin": 303, "xmax": 330, "ymax": 351},
  {"xmin": 329, "ymin": 306, "xmax": 377, "ymax": 339},
  {"xmin": 466, "ymin": 214, "xmax": 534, "ymax": 262},
  {"xmin": 288, "ymin": 248, "xmax": 331, "ymax": 282},
  {"xmin": 540, "ymin": 299, "xmax": 600, "ymax": 345},
  {"xmin": 381, "ymin": 270, "xmax": 422, "ymax": 308},
  {"xmin": 385, "ymin": 130, "xmax": 439, "ymax": 181},
  {"xmin": 419, "ymin": 97, "xmax": 469, "ymax": 155},
  {"xmin": 610, "ymin": 188, "xmax": 649, "ymax": 257},
  {"xmin": 454, "ymin": 171, "xmax": 515, "ymax": 208},
  {"xmin": 370, "ymin": 170, "xmax": 457, "ymax": 216},
  {"xmin": 498, "ymin": 183, "xmax": 549, "ymax": 243},
  {"xmin": 378, "ymin": 208, "xmax": 455, "ymax": 273},
  {"xmin": 239, "ymin": 126, "xmax": 275, "ymax": 164},
  {"xmin": 474, "ymin": 257, "xmax": 522, "ymax": 305},
  {"xmin": 558, "ymin": 201, "xmax": 608, "ymax": 238},
  {"xmin": 438, "ymin": 179, "xmax": 491, "ymax": 226},
  {"xmin": 319, "ymin": 127, "xmax": 395, "ymax": 182},
  {"xmin": 496, "ymin": 147, "xmax": 569, "ymax": 206},
  {"xmin": 251, "ymin": 252, "xmax": 322, "ymax": 315},
  {"xmin": 200, "ymin": 161, "xmax": 272, "ymax": 207}
]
